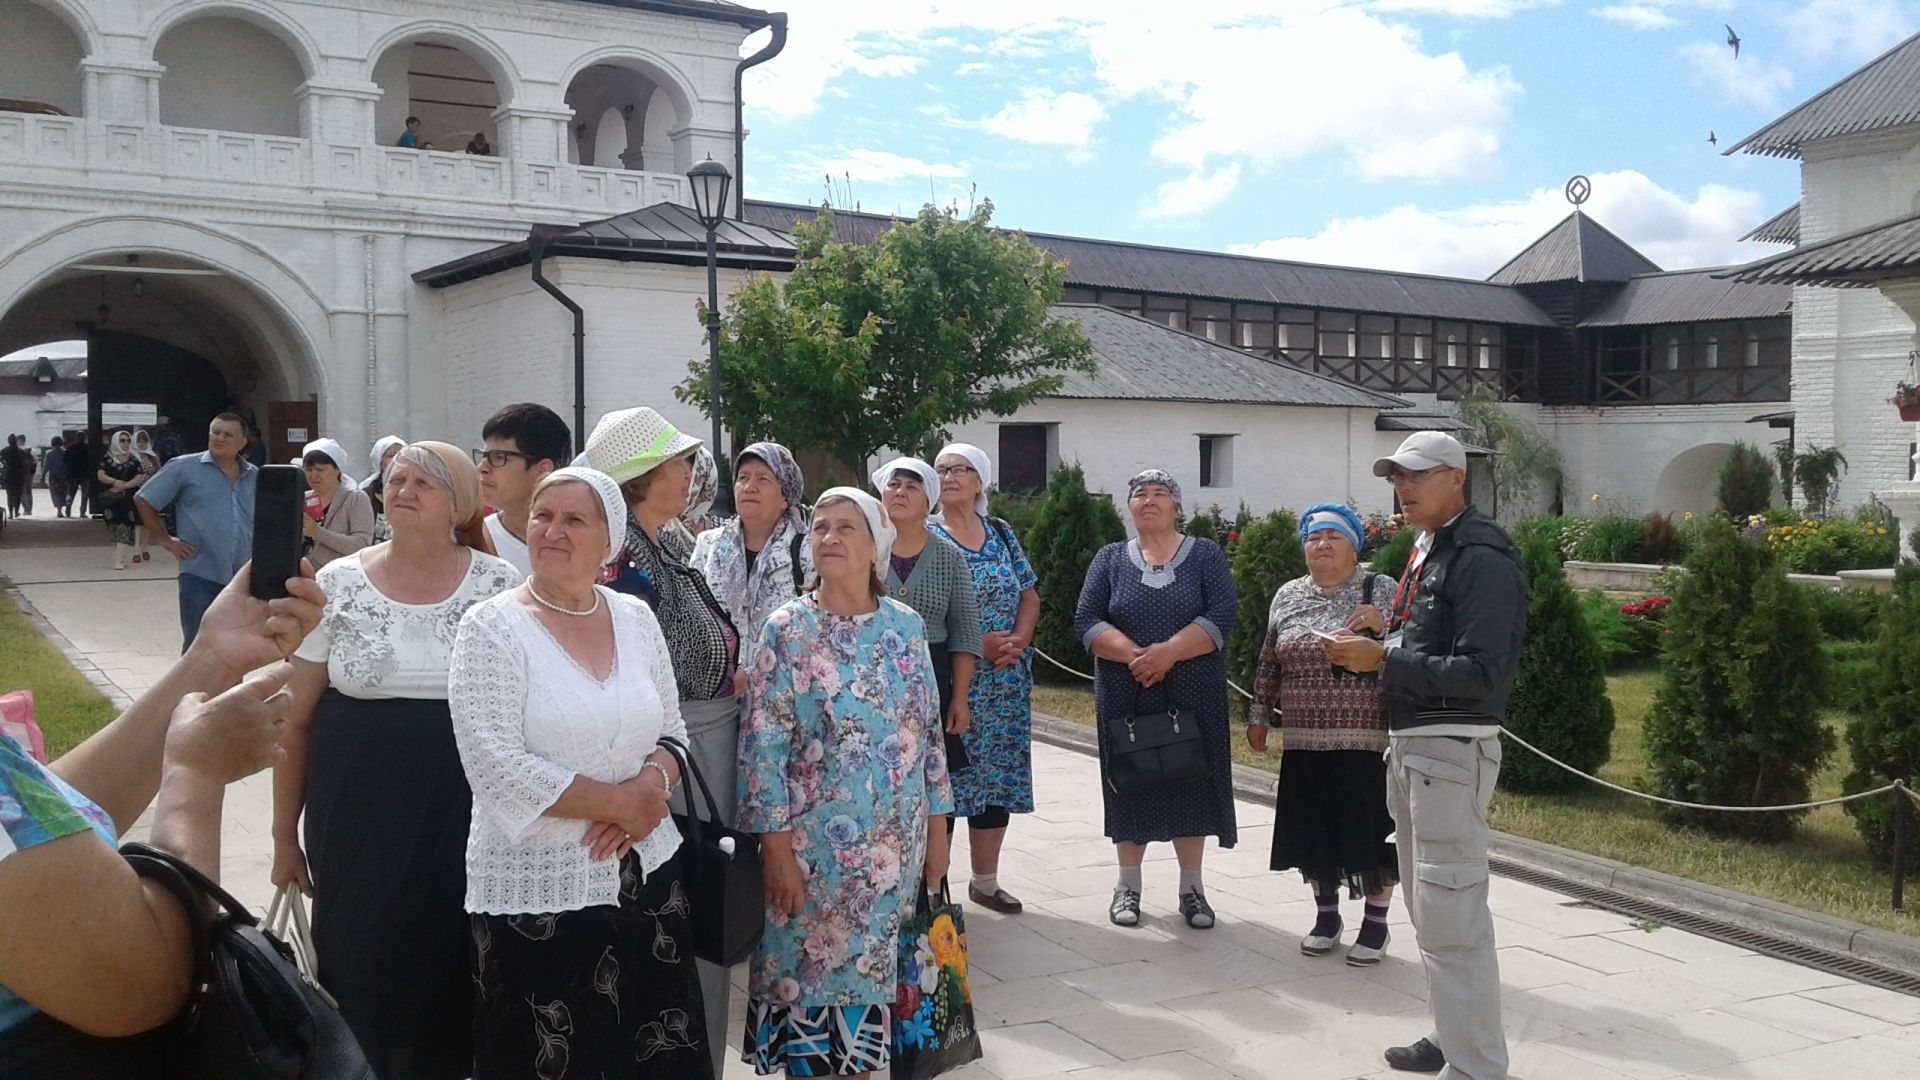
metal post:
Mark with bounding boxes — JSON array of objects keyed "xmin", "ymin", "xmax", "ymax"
[
  {"xmin": 705, "ymin": 225, "xmax": 733, "ymax": 517},
  {"xmin": 1895, "ymin": 779, "xmax": 1911, "ymax": 912}
]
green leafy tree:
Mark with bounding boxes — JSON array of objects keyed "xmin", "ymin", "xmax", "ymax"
[
  {"xmin": 1456, "ymin": 384, "xmax": 1563, "ymax": 510},
  {"xmin": 1370, "ymin": 528, "xmax": 1416, "ymax": 578},
  {"xmin": 1843, "ymin": 564, "xmax": 1920, "ymax": 868},
  {"xmin": 677, "ymin": 202, "xmax": 1095, "ymax": 473},
  {"xmin": 1226, "ymin": 510, "xmax": 1306, "ymax": 722},
  {"xmin": 1503, "ymin": 530, "xmax": 1615, "ymax": 792},
  {"xmin": 1792, "ymin": 446, "xmax": 1849, "ymax": 518},
  {"xmin": 1715, "ymin": 442, "xmax": 1777, "ymax": 521},
  {"xmin": 1024, "ymin": 464, "xmax": 1126, "ymax": 683},
  {"xmin": 1643, "ymin": 519, "xmax": 1833, "ymax": 842}
]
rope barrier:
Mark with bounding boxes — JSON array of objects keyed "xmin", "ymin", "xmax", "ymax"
[{"xmin": 1030, "ymin": 647, "xmax": 1902, "ymax": 814}]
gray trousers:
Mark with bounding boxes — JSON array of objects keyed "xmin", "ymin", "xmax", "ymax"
[
  {"xmin": 671, "ymin": 696, "xmax": 744, "ymax": 1078},
  {"xmin": 1386, "ymin": 733, "xmax": 1508, "ymax": 1080}
]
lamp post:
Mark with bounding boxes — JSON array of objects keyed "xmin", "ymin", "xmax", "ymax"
[{"xmin": 688, "ymin": 154, "xmax": 734, "ymax": 516}]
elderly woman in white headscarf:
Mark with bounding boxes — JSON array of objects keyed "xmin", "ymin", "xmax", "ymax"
[
  {"xmin": 690, "ymin": 441, "xmax": 813, "ymax": 668},
  {"xmin": 737, "ymin": 487, "xmax": 953, "ymax": 1079},
  {"xmin": 97, "ymin": 431, "xmax": 144, "ymax": 570},
  {"xmin": 364, "ymin": 435, "xmax": 406, "ymax": 541},
  {"xmin": 449, "ymin": 466, "xmax": 710, "ymax": 1080},
  {"xmin": 299, "ymin": 438, "xmax": 375, "ymax": 568},
  {"xmin": 927, "ymin": 442, "xmax": 1040, "ymax": 914}
]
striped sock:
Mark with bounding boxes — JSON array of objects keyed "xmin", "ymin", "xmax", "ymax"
[
  {"xmin": 1356, "ymin": 900, "xmax": 1390, "ymax": 948},
  {"xmin": 1311, "ymin": 889, "xmax": 1341, "ymax": 938}
]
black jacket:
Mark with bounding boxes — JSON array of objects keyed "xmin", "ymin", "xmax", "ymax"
[{"xmin": 1381, "ymin": 506, "xmax": 1527, "ymax": 735}]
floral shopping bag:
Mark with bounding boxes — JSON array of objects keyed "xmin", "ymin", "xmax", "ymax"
[{"xmin": 890, "ymin": 880, "xmax": 984, "ymax": 1079}]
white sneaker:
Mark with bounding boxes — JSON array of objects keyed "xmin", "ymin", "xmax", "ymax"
[{"xmin": 1346, "ymin": 931, "xmax": 1390, "ymax": 967}]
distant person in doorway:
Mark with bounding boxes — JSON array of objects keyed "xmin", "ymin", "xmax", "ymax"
[
  {"xmin": 475, "ymin": 403, "xmax": 571, "ymax": 579},
  {"xmin": 397, "ymin": 116, "xmax": 422, "ymax": 148},
  {"xmin": 300, "ymin": 438, "xmax": 374, "ymax": 569},
  {"xmin": 2, "ymin": 436, "xmax": 28, "ymax": 518},
  {"xmin": 18, "ymin": 439, "xmax": 35, "ymax": 517},
  {"xmin": 63, "ymin": 432, "xmax": 90, "ymax": 519},
  {"xmin": 97, "ymin": 432, "xmax": 145, "ymax": 571},
  {"xmin": 42, "ymin": 437, "xmax": 68, "ymax": 518},
  {"xmin": 152, "ymin": 423, "xmax": 183, "ymax": 464},
  {"xmin": 134, "ymin": 413, "xmax": 260, "ymax": 650},
  {"xmin": 464, "ymin": 132, "xmax": 492, "ymax": 156},
  {"xmin": 244, "ymin": 425, "xmax": 269, "ymax": 470},
  {"xmin": 131, "ymin": 431, "xmax": 161, "ymax": 562}
]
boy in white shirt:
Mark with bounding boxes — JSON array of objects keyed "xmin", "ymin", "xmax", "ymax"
[{"xmin": 475, "ymin": 403, "xmax": 571, "ymax": 578}]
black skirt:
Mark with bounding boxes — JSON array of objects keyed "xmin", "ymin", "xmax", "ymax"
[
  {"xmin": 1269, "ymin": 748, "xmax": 1399, "ymax": 898},
  {"xmin": 305, "ymin": 692, "xmax": 473, "ymax": 1080},
  {"xmin": 927, "ymin": 641, "xmax": 970, "ymax": 772},
  {"xmin": 471, "ymin": 851, "xmax": 713, "ymax": 1080}
]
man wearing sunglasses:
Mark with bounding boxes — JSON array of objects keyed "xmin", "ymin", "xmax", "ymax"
[
  {"xmin": 1324, "ymin": 430, "xmax": 1525, "ymax": 1080},
  {"xmin": 474, "ymin": 403, "xmax": 572, "ymax": 578}
]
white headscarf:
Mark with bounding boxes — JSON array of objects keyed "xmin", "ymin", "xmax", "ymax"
[
  {"xmin": 814, "ymin": 486, "xmax": 895, "ymax": 582},
  {"xmin": 869, "ymin": 457, "xmax": 939, "ymax": 509},
  {"xmin": 106, "ymin": 430, "xmax": 133, "ymax": 465},
  {"xmin": 301, "ymin": 438, "xmax": 357, "ymax": 489},
  {"xmin": 534, "ymin": 467, "xmax": 627, "ymax": 566},
  {"xmin": 936, "ymin": 442, "xmax": 992, "ymax": 518},
  {"xmin": 368, "ymin": 435, "xmax": 406, "ymax": 484}
]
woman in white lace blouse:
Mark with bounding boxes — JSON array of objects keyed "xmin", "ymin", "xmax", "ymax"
[
  {"xmin": 270, "ymin": 441, "xmax": 515, "ymax": 1080},
  {"xmin": 449, "ymin": 467, "xmax": 711, "ymax": 1080}
]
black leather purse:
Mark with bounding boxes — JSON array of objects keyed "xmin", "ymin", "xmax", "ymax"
[
  {"xmin": 1098, "ymin": 681, "xmax": 1210, "ymax": 796},
  {"xmin": 658, "ymin": 737, "xmax": 766, "ymax": 966}
]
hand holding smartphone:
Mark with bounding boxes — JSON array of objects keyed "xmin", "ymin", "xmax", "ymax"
[{"xmin": 250, "ymin": 465, "xmax": 305, "ymax": 601}]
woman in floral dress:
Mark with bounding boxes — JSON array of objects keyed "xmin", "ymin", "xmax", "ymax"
[
  {"xmin": 928, "ymin": 443, "xmax": 1038, "ymax": 914},
  {"xmin": 737, "ymin": 488, "xmax": 953, "ymax": 1078}
]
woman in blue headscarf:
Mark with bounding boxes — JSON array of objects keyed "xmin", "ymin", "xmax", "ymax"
[{"xmin": 1247, "ymin": 503, "xmax": 1400, "ymax": 967}]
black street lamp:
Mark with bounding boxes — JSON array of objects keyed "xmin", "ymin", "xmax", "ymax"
[{"xmin": 688, "ymin": 154, "xmax": 734, "ymax": 516}]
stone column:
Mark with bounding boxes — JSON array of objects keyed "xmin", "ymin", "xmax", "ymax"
[
  {"xmin": 79, "ymin": 59, "xmax": 163, "ymax": 168},
  {"xmin": 295, "ymin": 79, "xmax": 383, "ymax": 191}
]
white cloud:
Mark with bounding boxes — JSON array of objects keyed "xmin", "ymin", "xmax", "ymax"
[
  {"xmin": 1229, "ymin": 170, "xmax": 1770, "ymax": 277},
  {"xmin": 1370, "ymin": 0, "xmax": 1538, "ymax": 15},
  {"xmin": 954, "ymin": 62, "xmax": 990, "ymax": 75},
  {"xmin": 977, "ymin": 91, "xmax": 1107, "ymax": 149},
  {"xmin": 1143, "ymin": 165, "xmax": 1243, "ymax": 220},
  {"xmin": 1679, "ymin": 40, "xmax": 1793, "ymax": 110},
  {"xmin": 1597, "ymin": 4, "xmax": 1680, "ymax": 29},
  {"xmin": 846, "ymin": 54, "xmax": 923, "ymax": 78},
  {"xmin": 788, "ymin": 148, "xmax": 966, "ymax": 185},
  {"xmin": 1776, "ymin": 0, "xmax": 1915, "ymax": 65}
]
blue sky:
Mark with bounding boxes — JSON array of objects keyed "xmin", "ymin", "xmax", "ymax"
[{"xmin": 737, "ymin": 0, "xmax": 1918, "ymax": 278}]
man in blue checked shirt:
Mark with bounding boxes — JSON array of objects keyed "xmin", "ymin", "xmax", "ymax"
[{"xmin": 134, "ymin": 413, "xmax": 258, "ymax": 650}]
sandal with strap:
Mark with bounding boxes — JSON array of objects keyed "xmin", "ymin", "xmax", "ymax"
[
  {"xmin": 1179, "ymin": 888, "xmax": 1215, "ymax": 929},
  {"xmin": 1109, "ymin": 887, "xmax": 1141, "ymax": 927}
]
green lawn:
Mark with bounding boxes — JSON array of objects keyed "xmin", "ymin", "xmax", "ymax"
[
  {"xmin": 0, "ymin": 592, "xmax": 117, "ymax": 760},
  {"xmin": 1033, "ymin": 672, "xmax": 1920, "ymax": 938}
]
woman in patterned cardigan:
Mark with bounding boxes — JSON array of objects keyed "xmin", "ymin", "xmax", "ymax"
[{"xmin": 1248, "ymin": 503, "xmax": 1399, "ymax": 967}]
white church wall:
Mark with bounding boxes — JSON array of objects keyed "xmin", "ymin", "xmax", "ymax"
[
  {"xmin": 1539, "ymin": 402, "xmax": 1790, "ymax": 518},
  {"xmin": 940, "ymin": 399, "xmax": 1397, "ymax": 528}
]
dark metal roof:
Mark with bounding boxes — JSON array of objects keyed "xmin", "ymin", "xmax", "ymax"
[
  {"xmin": 561, "ymin": 0, "xmax": 777, "ymax": 29},
  {"xmin": 742, "ymin": 200, "xmax": 1558, "ymax": 327},
  {"xmin": 414, "ymin": 202, "xmax": 797, "ymax": 287},
  {"xmin": 1578, "ymin": 268, "xmax": 1792, "ymax": 326},
  {"xmin": 1376, "ymin": 413, "xmax": 1469, "ymax": 432},
  {"xmin": 1748, "ymin": 410, "xmax": 1795, "ymax": 424},
  {"xmin": 1726, "ymin": 31, "xmax": 1920, "ymax": 158},
  {"xmin": 1485, "ymin": 212, "xmax": 1662, "ymax": 286},
  {"xmin": 0, "ymin": 356, "xmax": 85, "ymax": 379},
  {"xmin": 1743, "ymin": 203, "xmax": 1801, "ymax": 246},
  {"xmin": 1045, "ymin": 304, "xmax": 1406, "ymax": 409},
  {"xmin": 1720, "ymin": 209, "xmax": 1920, "ymax": 288}
]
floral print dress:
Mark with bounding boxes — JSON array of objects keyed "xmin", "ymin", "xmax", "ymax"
[
  {"xmin": 929, "ymin": 514, "xmax": 1039, "ymax": 816},
  {"xmin": 736, "ymin": 595, "xmax": 954, "ymax": 1076}
]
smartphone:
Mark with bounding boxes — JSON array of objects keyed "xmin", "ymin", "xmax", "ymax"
[{"xmin": 250, "ymin": 464, "xmax": 304, "ymax": 601}]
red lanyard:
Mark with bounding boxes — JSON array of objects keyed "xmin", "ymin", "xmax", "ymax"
[{"xmin": 1391, "ymin": 548, "xmax": 1426, "ymax": 629}]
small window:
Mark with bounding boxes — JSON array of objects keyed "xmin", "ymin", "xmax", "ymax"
[
  {"xmin": 997, "ymin": 423, "xmax": 1054, "ymax": 494},
  {"xmin": 1666, "ymin": 335, "xmax": 1682, "ymax": 370},
  {"xmin": 1199, "ymin": 435, "xmax": 1234, "ymax": 489},
  {"xmin": 1318, "ymin": 311, "xmax": 1357, "ymax": 358},
  {"xmin": 1744, "ymin": 331, "xmax": 1761, "ymax": 367},
  {"xmin": 1438, "ymin": 321, "xmax": 1467, "ymax": 367},
  {"xmin": 1243, "ymin": 321, "xmax": 1276, "ymax": 350}
]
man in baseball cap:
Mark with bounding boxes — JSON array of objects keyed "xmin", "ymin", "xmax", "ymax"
[{"xmin": 1371, "ymin": 430, "xmax": 1468, "ymax": 478}]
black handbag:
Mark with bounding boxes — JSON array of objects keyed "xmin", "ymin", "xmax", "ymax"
[
  {"xmin": 658, "ymin": 736, "xmax": 766, "ymax": 966},
  {"xmin": 1099, "ymin": 681, "xmax": 1210, "ymax": 796},
  {"xmin": 0, "ymin": 843, "xmax": 377, "ymax": 1080}
]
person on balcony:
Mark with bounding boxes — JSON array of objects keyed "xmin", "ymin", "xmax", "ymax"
[
  {"xmin": 397, "ymin": 117, "xmax": 422, "ymax": 148},
  {"xmin": 465, "ymin": 132, "xmax": 493, "ymax": 156}
]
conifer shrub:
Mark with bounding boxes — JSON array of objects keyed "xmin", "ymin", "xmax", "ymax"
[
  {"xmin": 1503, "ymin": 530, "xmax": 1615, "ymax": 792},
  {"xmin": 987, "ymin": 490, "xmax": 1043, "ymax": 548},
  {"xmin": 1024, "ymin": 464, "xmax": 1126, "ymax": 683},
  {"xmin": 1715, "ymin": 441, "xmax": 1777, "ymax": 521},
  {"xmin": 1225, "ymin": 510, "xmax": 1306, "ymax": 721},
  {"xmin": 1843, "ymin": 564, "xmax": 1920, "ymax": 868},
  {"xmin": 1370, "ymin": 527, "xmax": 1416, "ymax": 578},
  {"xmin": 1643, "ymin": 519, "xmax": 1832, "ymax": 842}
]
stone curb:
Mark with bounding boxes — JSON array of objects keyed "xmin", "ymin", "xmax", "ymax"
[
  {"xmin": 1030, "ymin": 710, "xmax": 1920, "ymax": 979},
  {"xmin": 0, "ymin": 574, "xmax": 135, "ymax": 712}
]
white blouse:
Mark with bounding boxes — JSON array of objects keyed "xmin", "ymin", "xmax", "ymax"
[
  {"xmin": 449, "ymin": 587, "xmax": 687, "ymax": 916},
  {"xmin": 292, "ymin": 548, "xmax": 521, "ymax": 699}
]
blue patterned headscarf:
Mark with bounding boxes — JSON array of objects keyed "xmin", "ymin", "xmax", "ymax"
[
  {"xmin": 1299, "ymin": 502, "xmax": 1364, "ymax": 552},
  {"xmin": 1127, "ymin": 468, "xmax": 1182, "ymax": 512}
]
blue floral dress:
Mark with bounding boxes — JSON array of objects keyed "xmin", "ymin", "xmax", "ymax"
[
  {"xmin": 737, "ymin": 595, "xmax": 954, "ymax": 1076},
  {"xmin": 929, "ymin": 514, "xmax": 1038, "ymax": 816}
]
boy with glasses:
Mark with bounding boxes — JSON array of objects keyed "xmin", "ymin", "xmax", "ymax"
[{"xmin": 475, "ymin": 403, "xmax": 572, "ymax": 578}]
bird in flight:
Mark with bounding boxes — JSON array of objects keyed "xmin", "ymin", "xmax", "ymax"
[
  {"xmin": 1708, "ymin": 131, "xmax": 1718, "ymax": 145},
  {"xmin": 1726, "ymin": 24, "xmax": 1741, "ymax": 59}
]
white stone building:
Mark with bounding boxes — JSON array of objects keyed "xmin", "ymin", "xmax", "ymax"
[{"xmin": 0, "ymin": 0, "xmax": 780, "ymax": 462}]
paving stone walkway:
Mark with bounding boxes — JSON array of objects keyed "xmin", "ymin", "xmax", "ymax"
[{"xmin": 5, "ymin": 517, "xmax": 1919, "ymax": 1078}]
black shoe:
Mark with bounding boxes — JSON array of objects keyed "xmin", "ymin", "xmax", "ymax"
[
  {"xmin": 1178, "ymin": 888, "xmax": 1215, "ymax": 929},
  {"xmin": 968, "ymin": 885, "xmax": 1024, "ymax": 914},
  {"xmin": 1384, "ymin": 1037, "xmax": 1446, "ymax": 1074},
  {"xmin": 1109, "ymin": 887, "xmax": 1141, "ymax": 927}
]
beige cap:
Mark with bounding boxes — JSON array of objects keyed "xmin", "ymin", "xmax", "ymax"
[{"xmin": 1372, "ymin": 431, "xmax": 1467, "ymax": 477}]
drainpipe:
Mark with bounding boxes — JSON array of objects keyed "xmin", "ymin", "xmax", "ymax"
[
  {"xmin": 529, "ymin": 227, "xmax": 587, "ymax": 454},
  {"xmin": 733, "ymin": 14, "xmax": 789, "ymax": 218}
]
